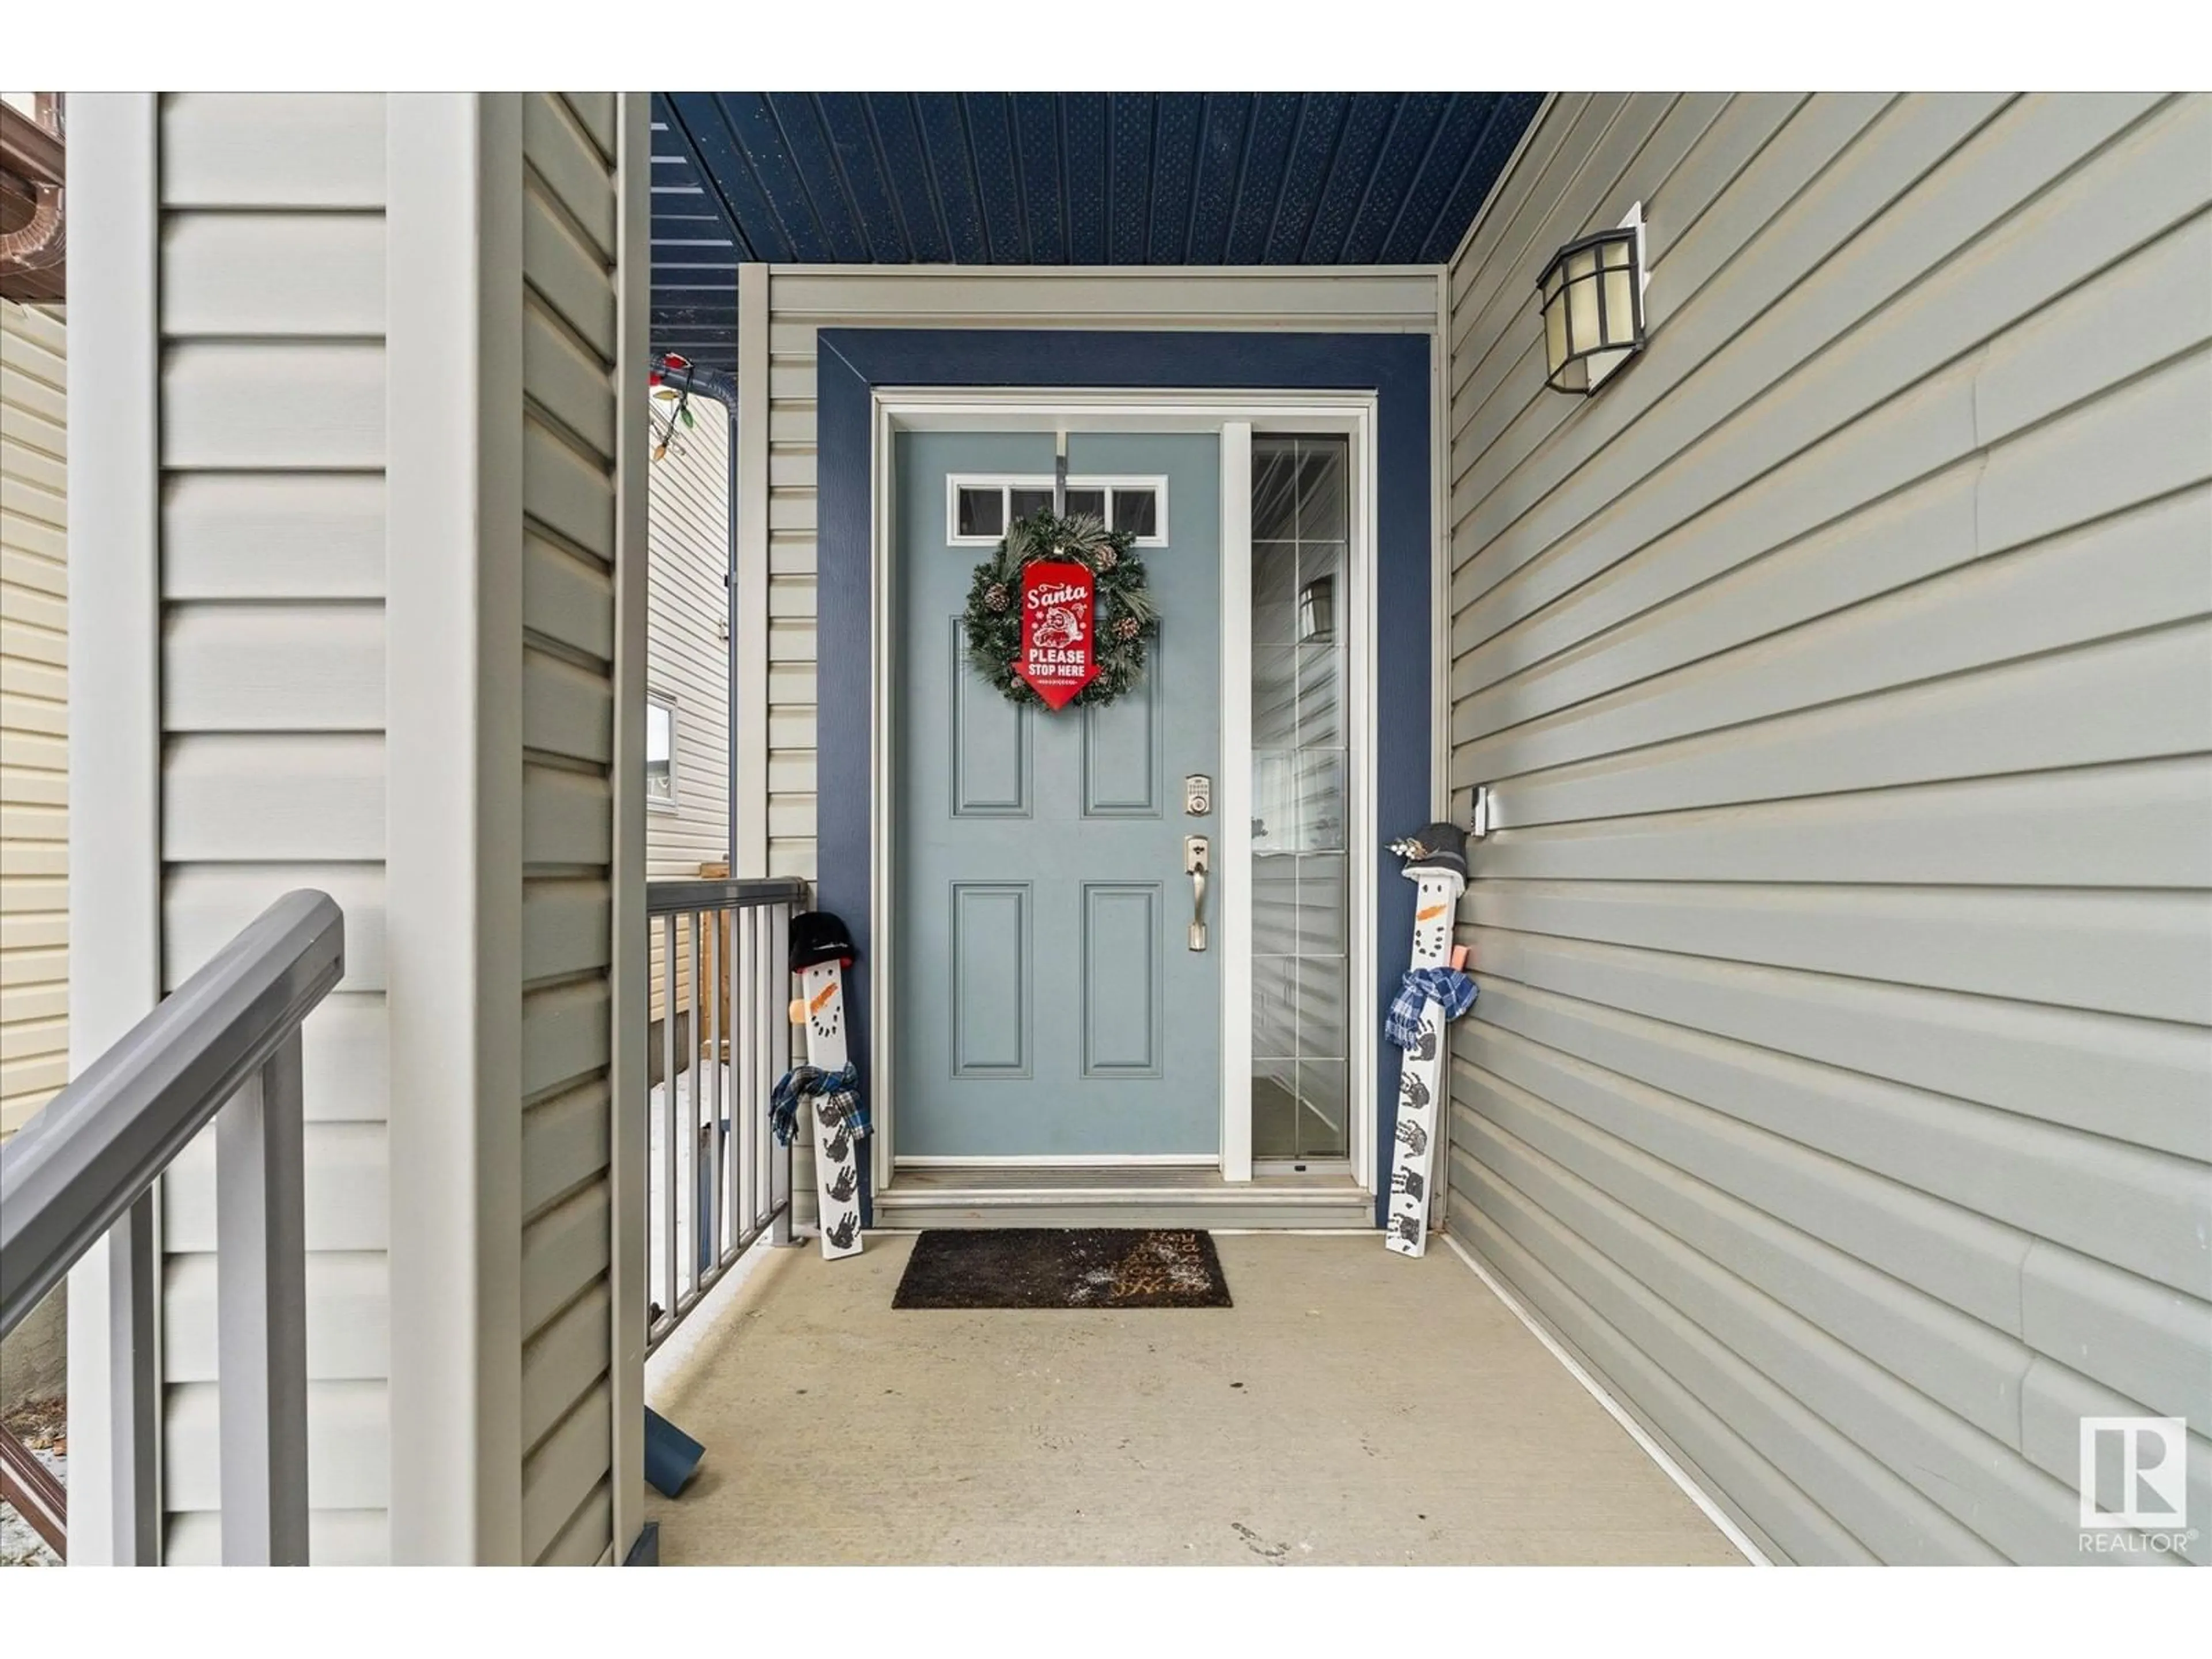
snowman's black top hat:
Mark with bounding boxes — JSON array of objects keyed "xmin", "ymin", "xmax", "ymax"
[
  {"xmin": 788, "ymin": 910, "xmax": 857, "ymax": 974},
  {"xmin": 1390, "ymin": 821, "xmax": 1469, "ymax": 881}
]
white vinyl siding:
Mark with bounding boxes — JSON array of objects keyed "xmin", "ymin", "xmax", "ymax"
[
  {"xmin": 643, "ymin": 403, "xmax": 730, "ymax": 1032},
  {"xmin": 1, "ymin": 300, "xmax": 67, "ymax": 1139},
  {"xmin": 518, "ymin": 91, "xmax": 623, "ymax": 1567},
  {"xmin": 153, "ymin": 90, "xmax": 393, "ymax": 1564},
  {"xmin": 646, "ymin": 400, "xmax": 730, "ymax": 876},
  {"xmin": 751, "ymin": 266, "xmax": 1442, "ymax": 882},
  {"xmin": 1442, "ymin": 92, "xmax": 2212, "ymax": 1565}
]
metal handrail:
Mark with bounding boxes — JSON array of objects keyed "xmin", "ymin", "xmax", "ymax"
[
  {"xmin": 645, "ymin": 877, "xmax": 805, "ymax": 1354},
  {"xmin": 0, "ymin": 889, "xmax": 344, "ymax": 1565},
  {"xmin": 647, "ymin": 875, "xmax": 808, "ymax": 915}
]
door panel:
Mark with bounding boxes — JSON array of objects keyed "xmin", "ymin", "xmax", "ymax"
[
  {"xmin": 949, "ymin": 882, "xmax": 1031, "ymax": 1077},
  {"xmin": 1081, "ymin": 672, "xmax": 1163, "ymax": 816},
  {"xmin": 949, "ymin": 619, "xmax": 1031, "ymax": 816},
  {"xmin": 893, "ymin": 429, "xmax": 1222, "ymax": 1159},
  {"xmin": 1082, "ymin": 881, "xmax": 1164, "ymax": 1077}
]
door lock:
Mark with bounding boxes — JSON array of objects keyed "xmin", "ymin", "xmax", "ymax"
[
  {"xmin": 1184, "ymin": 774, "xmax": 1213, "ymax": 816},
  {"xmin": 1184, "ymin": 835, "xmax": 1210, "ymax": 952}
]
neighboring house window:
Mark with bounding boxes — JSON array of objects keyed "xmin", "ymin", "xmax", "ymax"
[{"xmin": 647, "ymin": 694, "xmax": 677, "ymax": 809}]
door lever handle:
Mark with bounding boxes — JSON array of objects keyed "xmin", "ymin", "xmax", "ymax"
[{"xmin": 1184, "ymin": 835, "xmax": 1210, "ymax": 952}]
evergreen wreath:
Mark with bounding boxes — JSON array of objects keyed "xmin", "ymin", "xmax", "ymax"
[{"xmin": 963, "ymin": 510, "xmax": 1158, "ymax": 708}]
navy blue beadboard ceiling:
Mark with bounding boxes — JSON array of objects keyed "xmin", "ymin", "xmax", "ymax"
[{"xmin": 650, "ymin": 92, "xmax": 1544, "ymax": 372}]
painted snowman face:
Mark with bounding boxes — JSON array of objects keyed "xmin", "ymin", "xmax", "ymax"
[
  {"xmin": 805, "ymin": 974, "xmax": 843, "ymax": 1042},
  {"xmin": 1412, "ymin": 881, "xmax": 1457, "ymax": 962}
]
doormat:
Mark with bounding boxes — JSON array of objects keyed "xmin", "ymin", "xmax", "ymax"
[{"xmin": 892, "ymin": 1228, "xmax": 1233, "ymax": 1310}]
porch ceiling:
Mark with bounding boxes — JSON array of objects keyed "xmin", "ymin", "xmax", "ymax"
[{"xmin": 649, "ymin": 92, "xmax": 1546, "ymax": 372}]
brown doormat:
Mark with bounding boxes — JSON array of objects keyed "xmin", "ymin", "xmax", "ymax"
[{"xmin": 892, "ymin": 1228, "xmax": 1233, "ymax": 1309}]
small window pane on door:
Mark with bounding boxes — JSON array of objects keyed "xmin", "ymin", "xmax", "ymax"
[
  {"xmin": 1112, "ymin": 487, "xmax": 1158, "ymax": 539},
  {"xmin": 1009, "ymin": 487, "xmax": 1055, "ymax": 522},
  {"xmin": 957, "ymin": 486, "xmax": 1005, "ymax": 539},
  {"xmin": 1062, "ymin": 487, "xmax": 1107, "ymax": 521}
]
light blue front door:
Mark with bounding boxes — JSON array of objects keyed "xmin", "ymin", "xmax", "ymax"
[{"xmin": 893, "ymin": 430, "xmax": 1222, "ymax": 1159}]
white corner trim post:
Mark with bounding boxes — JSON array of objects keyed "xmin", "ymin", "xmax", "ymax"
[
  {"xmin": 733, "ymin": 264, "xmax": 771, "ymax": 877},
  {"xmin": 1217, "ymin": 421, "xmax": 1254, "ymax": 1183},
  {"xmin": 64, "ymin": 90, "xmax": 165, "ymax": 1569},
  {"xmin": 384, "ymin": 91, "xmax": 528, "ymax": 1565}
]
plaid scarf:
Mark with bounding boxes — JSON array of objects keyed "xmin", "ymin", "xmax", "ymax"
[
  {"xmin": 769, "ymin": 1064, "xmax": 868, "ymax": 1148},
  {"xmin": 1385, "ymin": 967, "xmax": 1478, "ymax": 1051}
]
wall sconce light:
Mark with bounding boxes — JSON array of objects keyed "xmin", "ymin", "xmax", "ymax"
[
  {"xmin": 1537, "ymin": 203, "xmax": 1647, "ymax": 394},
  {"xmin": 1468, "ymin": 784, "xmax": 1494, "ymax": 840}
]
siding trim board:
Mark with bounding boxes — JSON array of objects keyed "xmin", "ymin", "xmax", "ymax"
[
  {"xmin": 1444, "ymin": 92, "xmax": 2212, "ymax": 1565},
  {"xmin": 62, "ymin": 93, "xmax": 165, "ymax": 1566},
  {"xmin": 384, "ymin": 90, "xmax": 525, "ymax": 1566}
]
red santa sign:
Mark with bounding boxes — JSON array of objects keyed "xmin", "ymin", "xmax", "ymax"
[{"xmin": 1016, "ymin": 559, "xmax": 1099, "ymax": 710}]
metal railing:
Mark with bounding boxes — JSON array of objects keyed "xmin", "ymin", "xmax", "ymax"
[
  {"xmin": 646, "ymin": 876, "xmax": 805, "ymax": 1353},
  {"xmin": 0, "ymin": 890, "xmax": 343, "ymax": 1566},
  {"xmin": 0, "ymin": 1419, "xmax": 65, "ymax": 1560}
]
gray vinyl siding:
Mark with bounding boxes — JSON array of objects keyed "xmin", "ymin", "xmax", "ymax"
[
  {"xmin": 755, "ymin": 267, "xmax": 1442, "ymax": 882},
  {"xmin": 517, "ymin": 90, "xmax": 622, "ymax": 1567},
  {"xmin": 1441, "ymin": 92, "xmax": 2212, "ymax": 1565},
  {"xmin": 153, "ymin": 91, "xmax": 393, "ymax": 1565}
]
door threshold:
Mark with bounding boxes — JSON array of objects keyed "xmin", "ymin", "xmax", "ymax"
[{"xmin": 877, "ymin": 1164, "xmax": 1373, "ymax": 1232}]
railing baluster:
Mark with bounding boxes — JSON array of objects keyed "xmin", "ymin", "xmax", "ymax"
[
  {"xmin": 0, "ymin": 889, "xmax": 344, "ymax": 1569},
  {"xmin": 767, "ymin": 903, "xmax": 794, "ymax": 1247},
  {"xmin": 747, "ymin": 905, "xmax": 768, "ymax": 1234},
  {"xmin": 111, "ymin": 1192, "xmax": 161, "ymax": 1565},
  {"xmin": 661, "ymin": 913, "xmax": 679, "ymax": 1332},
  {"xmin": 719, "ymin": 906, "xmax": 738, "ymax": 1266},
  {"xmin": 688, "ymin": 911, "xmax": 706, "ymax": 1291},
  {"xmin": 215, "ymin": 1031, "xmax": 310, "ymax": 1566},
  {"xmin": 637, "ymin": 878, "xmax": 808, "ymax": 1352},
  {"xmin": 703, "ymin": 911, "xmax": 721, "ymax": 1274}
]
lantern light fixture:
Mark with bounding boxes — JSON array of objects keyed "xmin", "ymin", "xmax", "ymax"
[{"xmin": 1537, "ymin": 202, "xmax": 1647, "ymax": 395}]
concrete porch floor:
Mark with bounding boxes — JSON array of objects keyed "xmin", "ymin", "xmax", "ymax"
[{"xmin": 645, "ymin": 1230, "xmax": 1744, "ymax": 1566}]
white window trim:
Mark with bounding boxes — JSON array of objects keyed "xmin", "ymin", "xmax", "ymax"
[
  {"xmin": 944, "ymin": 473, "xmax": 1171, "ymax": 547},
  {"xmin": 646, "ymin": 690, "xmax": 679, "ymax": 814}
]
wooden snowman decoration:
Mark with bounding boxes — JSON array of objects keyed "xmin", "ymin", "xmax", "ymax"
[
  {"xmin": 785, "ymin": 910, "xmax": 865, "ymax": 1259},
  {"xmin": 1382, "ymin": 823, "xmax": 1472, "ymax": 1259}
]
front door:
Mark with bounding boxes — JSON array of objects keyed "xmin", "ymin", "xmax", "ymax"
[{"xmin": 892, "ymin": 430, "xmax": 1222, "ymax": 1160}]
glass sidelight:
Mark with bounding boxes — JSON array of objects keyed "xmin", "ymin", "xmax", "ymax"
[{"xmin": 1249, "ymin": 434, "xmax": 1351, "ymax": 1164}]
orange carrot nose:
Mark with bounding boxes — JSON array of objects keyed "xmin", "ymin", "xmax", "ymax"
[
  {"xmin": 1416, "ymin": 904, "xmax": 1448, "ymax": 921},
  {"xmin": 809, "ymin": 982, "xmax": 838, "ymax": 1014}
]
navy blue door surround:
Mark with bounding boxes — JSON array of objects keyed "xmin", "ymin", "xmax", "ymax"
[{"xmin": 813, "ymin": 329, "xmax": 1433, "ymax": 1225}]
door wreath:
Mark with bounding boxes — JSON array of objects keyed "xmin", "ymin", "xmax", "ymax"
[{"xmin": 963, "ymin": 510, "xmax": 1157, "ymax": 709}]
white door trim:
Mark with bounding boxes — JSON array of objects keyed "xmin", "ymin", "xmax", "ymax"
[
  {"xmin": 1218, "ymin": 422, "xmax": 1254, "ymax": 1183},
  {"xmin": 868, "ymin": 391, "xmax": 1380, "ymax": 1200}
]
